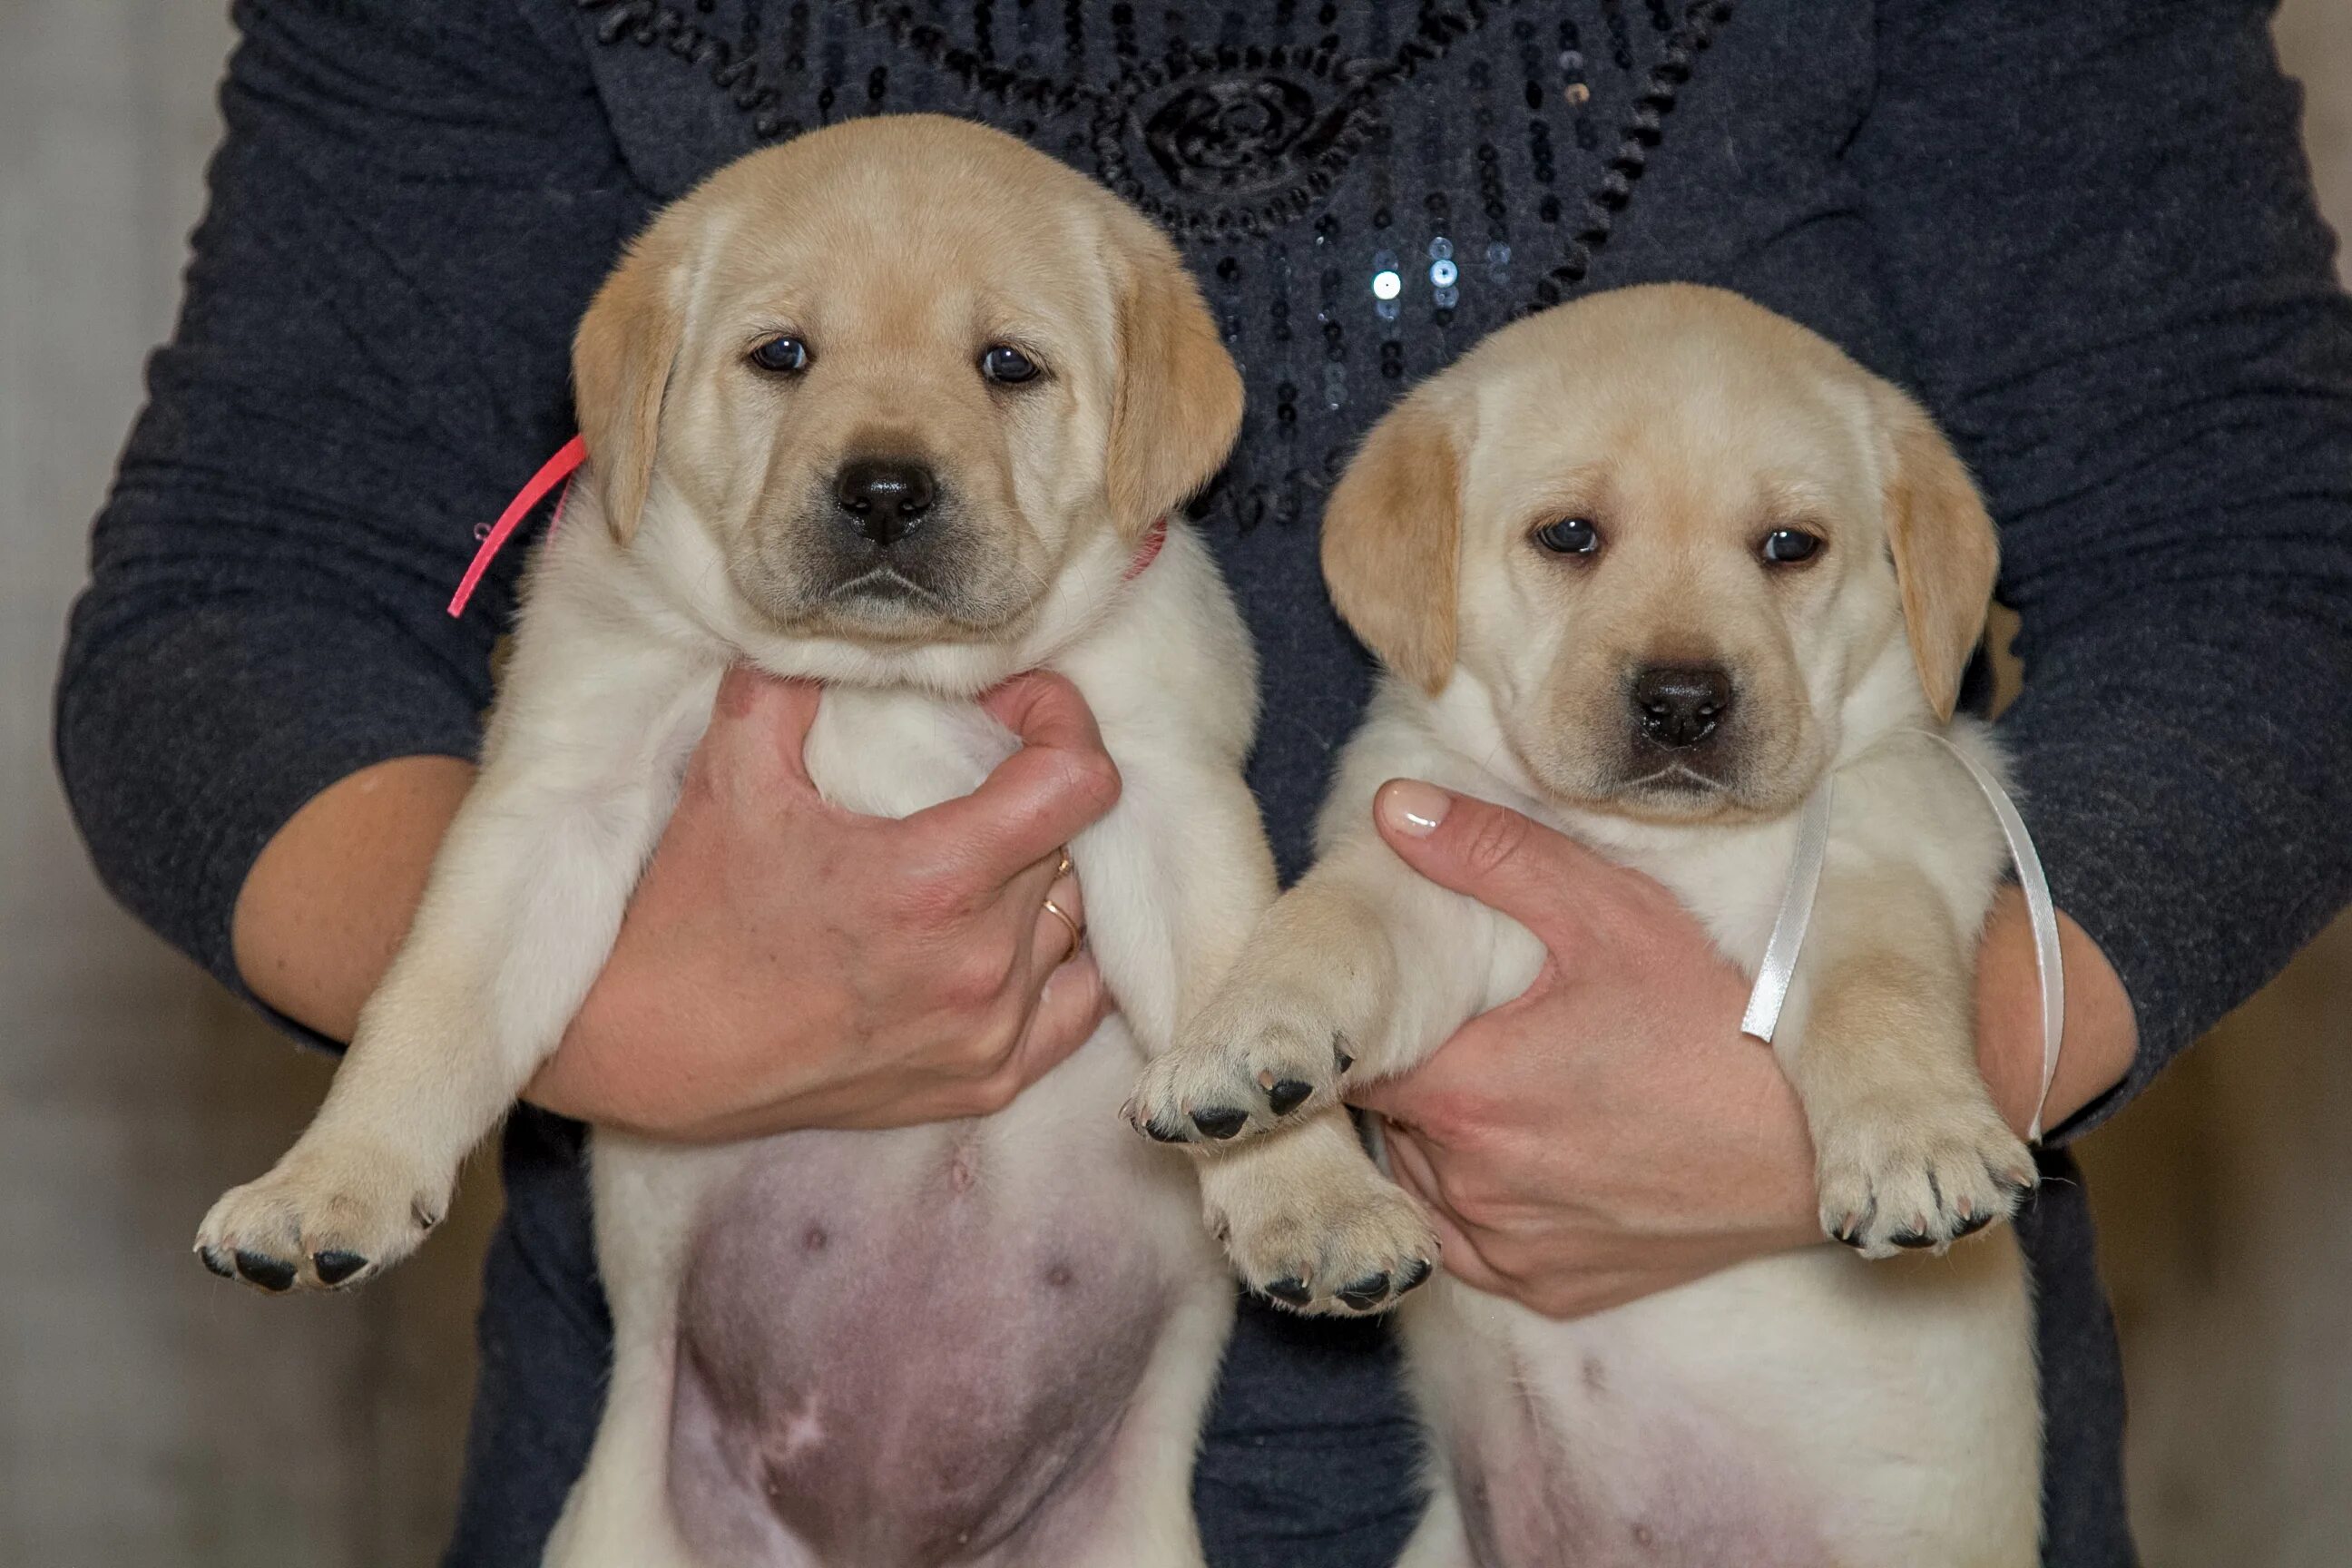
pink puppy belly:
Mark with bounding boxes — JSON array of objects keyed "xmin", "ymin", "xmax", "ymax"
[
  {"xmin": 667, "ymin": 1129, "xmax": 1176, "ymax": 1565},
  {"xmin": 1446, "ymin": 1347, "xmax": 1832, "ymax": 1568}
]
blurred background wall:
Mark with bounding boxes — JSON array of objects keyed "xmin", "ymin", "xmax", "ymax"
[{"xmin": 2, "ymin": 4, "xmax": 2346, "ymax": 1564}]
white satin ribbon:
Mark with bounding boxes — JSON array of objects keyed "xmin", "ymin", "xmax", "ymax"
[
  {"xmin": 1738, "ymin": 778, "xmax": 1833, "ymax": 1048},
  {"xmin": 1739, "ymin": 731, "xmax": 2066, "ymax": 1143}
]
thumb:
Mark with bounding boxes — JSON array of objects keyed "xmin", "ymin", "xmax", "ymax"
[
  {"xmin": 1372, "ymin": 778, "xmax": 1597, "ymax": 941},
  {"xmin": 701, "ymin": 664, "xmax": 827, "ymax": 802}
]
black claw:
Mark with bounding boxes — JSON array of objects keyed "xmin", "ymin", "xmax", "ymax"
[
  {"xmin": 1337, "ymin": 1271, "xmax": 1392, "ymax": 1311},
  {"xmin": 1191, "ymin": 1105, "xmax": 1248, "ymax": 1141},
  {"xmin": 1889, "ymin": 1228, "xmax": 1938, "ymax": 1250},
  {"xmin": 197, "ymin": 1246, "xmax": 236, "ymax": 1279},
  {"xmin": 1951, "ymin": 1208, "xmax": 1995, "ymax": 1240},
  {"xmin": 312, "ymin": 1250, "xmax": 368, "ymax": 1287},
  {"xmin": 1397, "ymin": 1257, "xmax": 1435, "ymax": 1293},
  {"xmin": 1142, "ymin": 1118, "xmax": 1188, "ymax": 1144},
  {"xmin": 1265, "ymin": 1079, "xmax": 1314, "ymax": 1117},
  {"xmin": 1261, "ymin": 1276, "xmax": 1313, "ymax": 1307},
  {"xmin": 234, "ymin": 1250, "xmax": 297, "ymax": 1292}
]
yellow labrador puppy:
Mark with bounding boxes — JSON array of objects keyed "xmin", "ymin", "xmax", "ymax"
[
  {"xmin": 1134, "ymin": 285, "xmax": 2043, "ymax": 1564},
  {"xmin": 194, "ymin": 117, "xmax": 1289, "ymax": 1566}
]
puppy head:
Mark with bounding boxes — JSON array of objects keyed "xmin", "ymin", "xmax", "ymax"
[
  {"xmin": 1325, "ymin": 283, "xmax": 1997, "ymax": 824},
  {"xmin": 573, "ymin": 115, "xmax": 1240, "ymax": 647}
]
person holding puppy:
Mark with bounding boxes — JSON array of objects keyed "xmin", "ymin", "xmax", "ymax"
[{"xmin": 56, "ymin": 2, "xmax": 2352, "ymax": 1564}]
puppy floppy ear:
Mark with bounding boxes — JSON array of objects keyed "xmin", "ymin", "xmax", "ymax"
[
  {"xmin": 1321, "ymin": 390, "xmax": 1465, "ymax": 695},
  {"xmin": 1105, "ymin": 218, "xmax": 1243, "ymax": 541},
  {"xmin": 1875, "ymin": 384, "xmax": 2000, "ymax": 721},
  {"xmin": 573, "ymin": 225, "xmax": 689, "ymax": 544}
]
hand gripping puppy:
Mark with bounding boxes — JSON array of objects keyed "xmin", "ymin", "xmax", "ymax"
[
  {"xmin": 1134, "ymin": 285, "xmax": 2045, "ymax": 1565},
  {"xmin": 196, "ymin": 118, "xmax": 1280, "ymax": 1567}
]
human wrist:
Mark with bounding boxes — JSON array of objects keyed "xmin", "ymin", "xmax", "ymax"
[
  {"xmin": 529, "ymin": 953, "xmax": 763, "ymax": 1139},
  {"xmin": 524, "ymin": 973, "xmax": 649, "ymax": 1129},
  {"xmin": 1974, "ymin": 887, "xmax": 2138, "ymax": 1139}
]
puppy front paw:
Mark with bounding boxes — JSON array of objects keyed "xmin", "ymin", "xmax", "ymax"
[
  {"xmin": 1126, "ymin": 987, "xmax": 1357, "ymax": 1149},
  {"xmin": 1814, "ymin": 1098, "xmax": 2036, "ymax": 1260},
  {"xmin": 1208, "ymin": 1151, "xmax": 1438, "ymax": 1318},
  {"xmin": 194, "ymin": 1140, "xmax": 452, "ymax": 1294}
]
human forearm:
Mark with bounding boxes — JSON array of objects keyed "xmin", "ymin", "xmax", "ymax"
[
  {"xmin": 1856, "ymin": 0, "xmax": 2352, "ymax": 1127},
  {"xmin": 1975, "ymin": 888, "xmax": 2135, "ymax": 1143},
  {"xmin": 230, "ymin": 755, "xmax": 475, "ymax": 1042},
  {"xmin": 1988, "ymin": 598, "xmax": 2352, "ymax": 1139}
]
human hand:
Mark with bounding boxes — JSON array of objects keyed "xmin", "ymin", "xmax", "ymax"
[
  {"xmin": 1351, "ymin": 778, "xmax": 2135, "ymax": 1319},
  {"xmin": 526, "ymin": 665, "xmax": 1119, "ymax": 1142},
  {"xmin": 1347, "ymin": 779, "xmax": 1828, "ymax": 1318}
]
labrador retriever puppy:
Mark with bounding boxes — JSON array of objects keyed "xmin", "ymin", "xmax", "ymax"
[
  {"xmin": 193, "ymin": 116, "xmax": 1297, "ymax": 1566},
  {"xmin": 1132, "ymin": 284, "xmax": 2044, "ymax": 1565}
]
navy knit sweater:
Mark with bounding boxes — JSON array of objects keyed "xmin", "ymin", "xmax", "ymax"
[{"xmin": 55, "ymin": 3, "xmax": 2352, "ymax": 1563}]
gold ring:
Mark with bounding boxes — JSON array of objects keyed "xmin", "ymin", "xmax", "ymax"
[
  {"xmin": 1042, "ymin": 896, "xmax": 1084, "ymax": 957},
  {"xmin": 1055, "ymin": 848, "xmax": 1073, "ymax": 877}
]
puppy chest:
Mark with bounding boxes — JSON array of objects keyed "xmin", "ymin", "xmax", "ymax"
[{"xmin": 800, "ymin": 691, "xmax": 1010, "ymax": 818}]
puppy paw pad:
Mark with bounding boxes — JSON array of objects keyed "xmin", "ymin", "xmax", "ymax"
[
  {"xmin": 1191, "ymin": 1105, "xmax": 1249, "ymax": 1141},
  {"xmin": 1265, "ymin": 1079, "xmax": 1315, "ymax": 1117},
  {"xmin": 233, "ymin": 1250, "xmax": 297, "ymax": 1293},
  {"xmin": 311, "ymin": 1250, "xmax": 372, "ymax": 1288}
]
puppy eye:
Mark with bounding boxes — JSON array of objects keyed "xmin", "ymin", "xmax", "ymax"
[
  {"xmin": 1759, "ymin": 528, "xmax": 1824, "ymax": 565},
  {"xmin": 1533, "ymin": 518, "xmax": 1601, "ymax": 557},
  {"xmin": 980, "ymin": 345, "xmax": 1040, "ymax": 385},
  {"xmin": 749, "ymin": 336, "xmax": 810, "ymax": 374}
]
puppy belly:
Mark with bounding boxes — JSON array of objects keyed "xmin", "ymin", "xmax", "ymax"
[
  {"xmin": 664, "ymin": 1119, "xmax": 1187, "ymax": 1566},
  {"xmin": 1438, "ymin": 1373, "xmax": 1829, "ymax": 1568},
  {"xmin": 1423, "ymin": 1305, "xmax": 1828, "ymax": 1568},
  {"xmin": 1407, "ymin": 1242, "xmax": 2038, "ymax": 1568}
]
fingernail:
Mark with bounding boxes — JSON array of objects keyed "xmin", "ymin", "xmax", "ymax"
[{"xmin": 1378, "ymin": 779, "xmax": 1452, "ymax": 838}]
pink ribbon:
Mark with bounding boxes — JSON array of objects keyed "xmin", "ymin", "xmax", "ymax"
[{"xmin": 446, "ymin": 435, "xmax": 584, "ymax": 618}]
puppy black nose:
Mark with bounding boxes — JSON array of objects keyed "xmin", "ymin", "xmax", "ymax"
[
  {"xmin": 1631, "ymin": 664, "xmax": 1733, "ymax": 750},
  {"xmin": 834, "ymin": 457, "xmax": 936, "ymax": 545}
]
